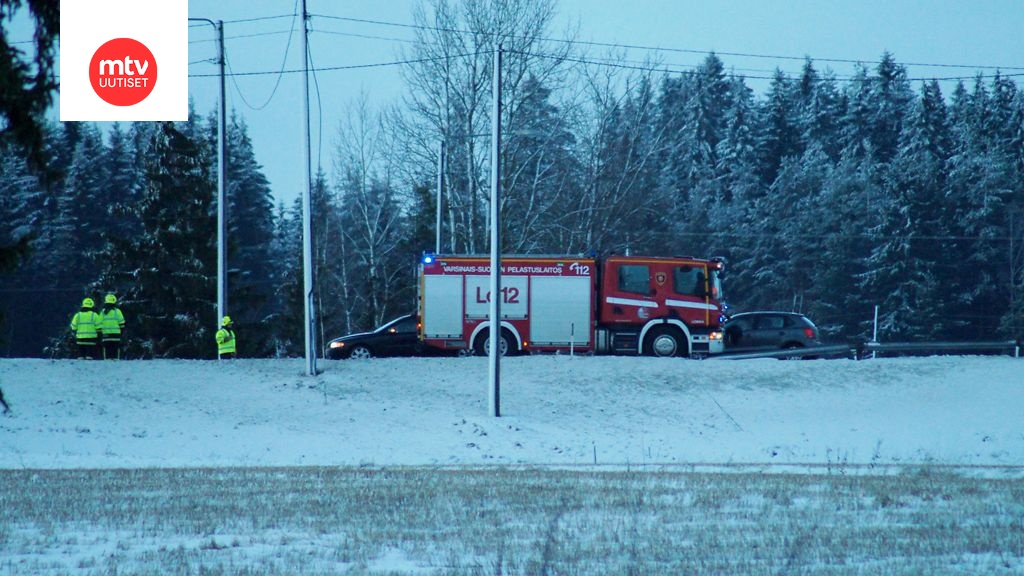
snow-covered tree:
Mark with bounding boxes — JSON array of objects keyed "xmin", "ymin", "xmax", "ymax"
[
  {"xmin": 95, "ymin": 121, "xmax": 217, "ymax": 358},
  {"xmin": 860, "ymin": 81, "xmax": 951, "ymax": 340},
  {"xmin": 224, "ymin": 113, "xmax": 278, "ymax": 355}
]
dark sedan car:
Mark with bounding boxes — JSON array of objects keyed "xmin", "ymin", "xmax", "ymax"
[
  {"xmin": 723, "ymin": 311, "xmax": 820, "ymax": 354},
  {"xmin": 326, "ymin": 314, "xmax": 433, "ymax": 359}
]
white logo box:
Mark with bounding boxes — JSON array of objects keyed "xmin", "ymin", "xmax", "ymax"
[{"xmin": 60, "ymin": 0, "xmax": 187, "ymax": 121}]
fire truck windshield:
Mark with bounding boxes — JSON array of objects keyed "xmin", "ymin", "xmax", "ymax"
[{"xmin": 709, "ymin": 268, "xmax": 724, "ymax": 300}]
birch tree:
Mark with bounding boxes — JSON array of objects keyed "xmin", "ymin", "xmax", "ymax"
[{"xmin": 397, "ymin": 0, "xmax": 574, "ymax": 254}]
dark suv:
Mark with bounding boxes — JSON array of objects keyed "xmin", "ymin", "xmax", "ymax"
[{"xmin": 723, "ymin": 312, "xmax": 820, "ymax": 353}]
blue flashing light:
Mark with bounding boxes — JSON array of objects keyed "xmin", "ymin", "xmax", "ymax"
[{"xmin": 422, "ymin": 252, "xmax": 435, "ymax": 265}]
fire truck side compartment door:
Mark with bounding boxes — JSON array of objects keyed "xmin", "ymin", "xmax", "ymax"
[
  {"xmin": 530, "ymin": 276, "xmax": 592, "ymax": 346},
  {"xmin": 422, "ymin": 275, "xmax": 464, "ymax": 338},
  {"xmin": 464, "ymin": 275, "xmax": 529, "ymax": 319}
]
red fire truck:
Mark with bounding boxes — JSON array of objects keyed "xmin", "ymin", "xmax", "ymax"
[{"xmin": 418, "ymin": 254, "xmax": 726, "ymax": 357}]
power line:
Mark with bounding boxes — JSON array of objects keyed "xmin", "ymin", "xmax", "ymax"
[
  {"xmin": 193, "ymin": 45, "xmax": 1024, "ymax": 85},
  {"xmin": 569, "ymin": 39, "xmax": 1024, "ymax": 72},
  {"xmin": 567, "ymin": 51, "xmax": 817, "ymax": 80},
  {"xmin": 189, "ymin": 51, "xmax": 489, "ymax": 78},
  {"xmin": 514, "ymin": 49, "xmax": 1024, "ymax": 83},
  {"xmin": 308, "ymin": 27, "xmax": 419, "ymax": 45},
  {"xmin": 306, "ymin": 30, "xmax": 324, "ymax": 174},
  {"xmin": 194, "ymin": 12, "xmax": 1024, "ymax": 83},
  {"xmin": 219, "ymin": 14, "xmax": 296, "ymax": 25},
  {"xmin": 190, "ymin": 29, "xmax": 296, "ymax": 45},
  {"xmin": 310, "ymin": 12, "xmax": 1024, "ymax": 72},
  {"xmin": 223, "ymin": 0, "xmax": 300, "ymax": 111},
  {"xmin": 318, "ymin": 21, "xmax": 1024, "ymax": 84}
]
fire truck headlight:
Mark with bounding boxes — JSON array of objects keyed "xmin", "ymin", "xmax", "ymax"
[{"xmin": 709, "ymin": 331, "xmax": 723, "ymax": 341}]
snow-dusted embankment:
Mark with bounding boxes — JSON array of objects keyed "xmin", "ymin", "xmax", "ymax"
[{"xmin": 0, "ymin": 355, "xmax": 1021, "ymax": 470}]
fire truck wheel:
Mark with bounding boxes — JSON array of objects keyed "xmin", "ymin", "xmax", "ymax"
[
  {"xmin": 645, "ymin": 327, "xmax": 686, "ymax": 357},
  {"xmin": 474, "ymin": 329, "xmax": 515, "ymax": 357}
]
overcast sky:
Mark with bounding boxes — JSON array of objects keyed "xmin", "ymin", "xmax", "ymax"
[{"xmin": 37, "ymin": 1, "xmax": 1024, "ymax": 204}]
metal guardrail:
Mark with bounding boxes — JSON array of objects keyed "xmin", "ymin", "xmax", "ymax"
[
  {"xmin": 712, "ymin": 340, "xmax": 1021, "ymax": 360},
  {"xmin": 861, "ymin": 340, "xmax": 1021, "ymax": 358},
  {"xmin": 712, "ymin": 344, "xmax": 854, "ymax": 360}
]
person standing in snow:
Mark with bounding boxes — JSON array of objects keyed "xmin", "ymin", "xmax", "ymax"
[
  {"xmin": 99, "ymin": 293, "xmax": 126, "ymax": 360},
  {"xmin": 215, "ymin": 315, "xmax": 237, "ymax": 359},
  {"xmin": 70, "ymin": 297, "xmax": 102, "ymax": 359}
]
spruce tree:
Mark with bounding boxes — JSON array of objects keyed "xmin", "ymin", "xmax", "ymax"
[
  {"xmin": 502, "ymin": 73, "xmax": 580, "ymax": 253},
  {"xmin": 760, "ymin": 68, "xmax": 800, "ymax": 185},
  {"xmin": 225, "ymin": 113, "xmax": 277, "ymax": 356},
  {"xmin": 946, "ymin": 76, "xmax": 1017, "ymax": 337},
  {"xmin": 796, "ymin": 60, "xmax": 843, "ymax": 161},
  {"xmin": 272, "ymin": 197, "xmax": 304, "ymax": 356},
  {"xmin": 861, "ymin": 82, "xmax": 951, "ymax": 340},
  {"xmin": 97, "ymin": 121, "xmax": 217, "ymax": 358},
  {"xmin": 0, "ymin": 140, "xmax": 43, "ymax": 355},
  {"xmin": 707, "ymin": 75, "xmax": 763, "ymax": 258},
  {"xmin": 104, "ymin": 123, "xmax": 143, "ymax": 241},
  {"xmin": 0, "ymin": 0, "xmax": 59, "ymax": 174},
  {"xmin": 866, "ymin": 53, "xmax": 915, "ymax": 166}
]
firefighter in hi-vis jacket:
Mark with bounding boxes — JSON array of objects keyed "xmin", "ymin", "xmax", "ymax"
[
  {"xmin": 99, "ymin": 293, "xmax": 126, "ymax": 360},
  {"xmin": 70, "ymin": 297, "xmax": 102, "ymax": 359},
  {"xmin": 215, "ymin": 316, "xmax": 237, "ymax": 359}
]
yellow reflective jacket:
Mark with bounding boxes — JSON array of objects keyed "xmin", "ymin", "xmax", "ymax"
[
  {"xmin": 215, "ymin": 328, "xmax": 236, "ymax": 356},
  {"xmin": 70, "ymin": 310, "xmax": 102, "ymax": 341},
  {"xmin": 100, "ymin": 307, "xmax": 125, "ymax": 341}
]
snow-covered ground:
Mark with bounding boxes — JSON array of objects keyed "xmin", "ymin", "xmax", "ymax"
[{"xmin": 1, "ymin": 355, "xmax": 1021, "ymax": 471}]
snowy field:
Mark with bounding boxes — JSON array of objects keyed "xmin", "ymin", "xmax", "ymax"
[
  {"xmin": 1, "ymin": 355, "xmax": 1022, "ymax": 574},
  {"xmin": 2, "ymin": 355, "xmax": 1022, "ymax": 469}
]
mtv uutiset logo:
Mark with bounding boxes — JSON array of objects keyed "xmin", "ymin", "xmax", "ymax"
[
  {"xmin": 89, "ymin": 38, "xmax": 158, "ymax": 106},
  {"xmin": 60, "ymin": 1, "xmax": 186, "ymax": 121}
]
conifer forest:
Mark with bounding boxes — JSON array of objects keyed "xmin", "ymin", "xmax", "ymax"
[{"xmin": 1, "ymin": 1, "xmax": 1022, "ymax": 359}]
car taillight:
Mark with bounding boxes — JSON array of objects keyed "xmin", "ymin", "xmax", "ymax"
[{"xmin": 803, "ymin": 327, "xmax": 816, "ymax": 339}]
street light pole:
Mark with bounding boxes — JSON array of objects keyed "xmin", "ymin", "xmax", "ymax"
[
  {"xmin": 488, "ymin": 44, "xmax": 503, "ymax": 417},
  {"xmin": 189, "ymin": 17, "xmax": 228, "ymax": 337}
]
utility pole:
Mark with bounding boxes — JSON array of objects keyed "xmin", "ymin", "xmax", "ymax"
[
  {"xmin": 216, "ymin": 21, "xmax": 227, "ymax": 329},
  {"xmin": 300, "ymin": 0, "xmax": 317, "ymax": 376},
  {"xmin": 488, "ymin": 44, "xmax": 503, "ymax": 417},
  {"xmin": 1011, "ymin": 209, "xmax": 1021, "ymax": 338},
  {"xmin": 436, "ymin": 140, "xmax": 445, "ymax": 254},
  {"xmin": 189, "ymin": 17, "xmax": 228, "ymax": 335}
]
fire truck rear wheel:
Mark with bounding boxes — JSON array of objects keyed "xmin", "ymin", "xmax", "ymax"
[
  {"xmin": 645, "ymin": 327, "xmax": 686, "ymax": 357},
  {"xmin": 474, "ymin": 329, "xmax": 515, "ymax": 357}
]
